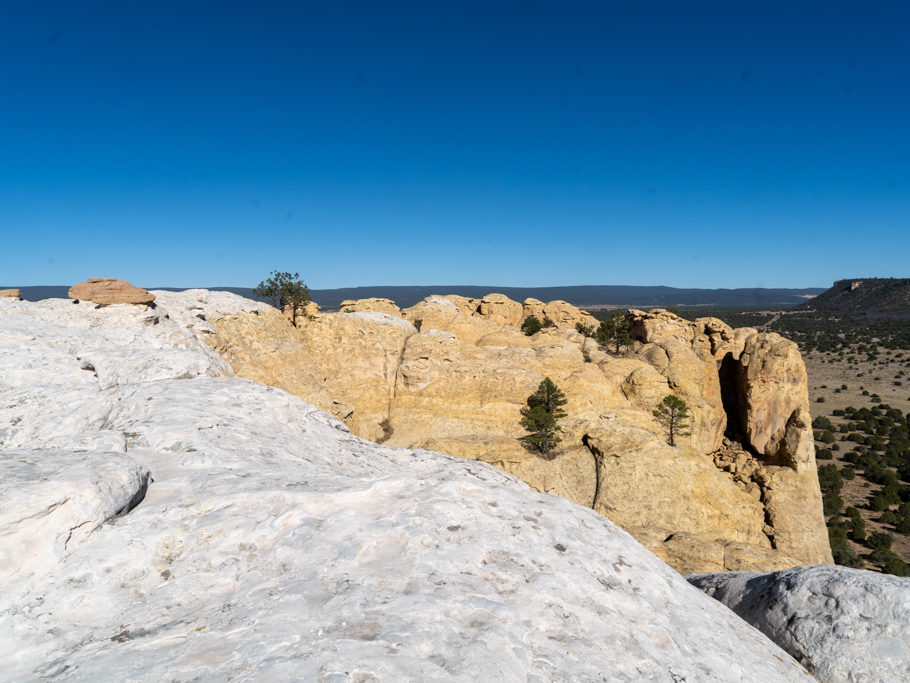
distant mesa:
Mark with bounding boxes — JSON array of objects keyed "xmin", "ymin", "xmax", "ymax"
[
  {"xmin": 68, "ymin": 277, "xmax": 155, "ymax": 306},
  {"xmin": 0, "ymin": 288, "xmax": 21, "ymax": 299},
  {"xmin": 797, "ymin": 277, "xmax": 910, "ymax": 319},
  {"xmin": 12, "ymin": 283, "xmax": 826, "ymax": 307}
]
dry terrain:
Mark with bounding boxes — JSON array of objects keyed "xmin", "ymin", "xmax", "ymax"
[
  {"xmin": 676, "ymin": 305, "xmax": 910, "ymax": 574},
  {"xmin": 804, "ymin": 346, "xmax": 910, "ymax": 571}
]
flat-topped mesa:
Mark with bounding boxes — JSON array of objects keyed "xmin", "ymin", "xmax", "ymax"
[
  {"xmin": 0, "ymin": 289, "xmax": 21, "ymax": 299},
  {"xmin": 205, "ymin": 293, "xmax": 831, "ymax": 572},
  {"xmin": 68, "ymin": 277, "xmax": 155, "ymax": 305}
]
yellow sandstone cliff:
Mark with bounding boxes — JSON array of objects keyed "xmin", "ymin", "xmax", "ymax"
[{"xmin": 203, "ymin": 293, "xmax": 832, "ymax": 573}]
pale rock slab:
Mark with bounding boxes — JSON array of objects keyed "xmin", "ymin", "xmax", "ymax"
[
  {"xmin": 0, "ymin": 449, "xmax": 149, "ymax": 599},
  {"xmin": 688, "ymin": 565, "xmax": 910, "ymax": 682}
]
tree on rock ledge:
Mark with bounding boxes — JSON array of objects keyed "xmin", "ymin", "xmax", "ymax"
[
  {"xmin": 519, "ymin": 377, "xmax": 568, "ymax": 455},
  {"xmin": 254, "ymin": 271, "xmax": 311, "ymax": 327},
  {"xmin": 596, "ymin": 311, "xmax": 632, "ymax": 354},
  {"xmin": 652, "ymin": 394, "xmax": 691, "ymax": 447}
]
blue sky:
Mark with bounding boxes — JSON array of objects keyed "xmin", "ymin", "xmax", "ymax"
[{"xmin": 1, "ymin": 1, "xmax": 908, "ymax": 289}]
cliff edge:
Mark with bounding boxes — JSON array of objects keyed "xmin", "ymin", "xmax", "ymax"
[{"xmin": 192, "ymin": 291, "xmax": 833, "ymax": 572}]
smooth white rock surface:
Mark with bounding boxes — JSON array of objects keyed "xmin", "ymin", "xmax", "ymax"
[
  {"xmin": 0, "ymin": 293, "xmax": 811, "ymax": 681},
  {"xmin": 688, "ymin": 565, "xmax": 910, "ymax": 682}
]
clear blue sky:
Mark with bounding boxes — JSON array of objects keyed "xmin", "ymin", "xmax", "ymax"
[{"xmin": 2, "ymin": 1, "xmax": 908, "ymax": 289}]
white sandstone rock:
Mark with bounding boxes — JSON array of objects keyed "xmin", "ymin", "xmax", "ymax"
[
  {"xmin": 0, "ymin": 293, "xmax": 811, "ymax": 681},
  {"xmin": 0, "ymin": 449, "xmax": 149, "ymax": 598},
  {"xmin": 688, "ymin": 565, "xmax": 910, "ymax": 682}
]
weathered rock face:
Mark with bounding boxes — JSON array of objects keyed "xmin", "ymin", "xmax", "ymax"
[
  {"xmin": 338, "ymin": 297, "xmax": 401, "ymax": 316},
  {"xmin": 205, "ymin": 295, "xmax": 832, "ymax": 572},
  {"xmin": 0, "ymin": 288, "xmax": 20, "ymax": 298},
  {"xmin": 0, "ymin": 450, "xmax": 150, "ymax": 597},
  {"xmin": 0, "ymin": 292, "xmax": 812, "ymax": 680},
  {"xmin": 68, "ymin": 277, "xmax": 155, "ymax": 305},
  {"xmin": 523, "ymin": 297, "xmax": 600, "ymax": 331},
  {"xmin": 688, "ymin": 566, "xmax": 910, "ymax": 682},
  {"xmin": 735, "ymin": 333, "xmax": 814, "ymax": 467}
]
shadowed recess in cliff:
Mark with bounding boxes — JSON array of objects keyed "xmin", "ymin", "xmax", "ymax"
[{"xmin": 719, "ymin": 352, "xmax": 746, "ymax": 444}]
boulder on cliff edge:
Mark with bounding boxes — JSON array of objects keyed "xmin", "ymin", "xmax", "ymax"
[{"xmin": 68, "ymin": 277, "xmax": 155, "ymax": 305}]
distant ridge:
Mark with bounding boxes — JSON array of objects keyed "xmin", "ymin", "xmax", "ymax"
[
  {"xmin": 797, "ymin": 278, "xmax": 910, "ymax": 319},
  {"xmin": 8, "ymin": 284, "xmax": 824, "ymax": 310}
]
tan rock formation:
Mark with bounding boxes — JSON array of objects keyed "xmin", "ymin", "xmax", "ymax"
[
  {"xmin": 522, "ymin": 298, "xmax": 599, "ymax": 332},
  {"xmin": 338, "ymin": 298, "xmax": 401, "ymax": 316},
  {"xmin": 283, "ymin": 300, "xmax": 321, "ymax": 321},
  {"xmin": 477, "ymin": 293, "xmax": 524, "ymax": 326},
  {"xmin": 203, "ymin": 295, "xmax": 832, "ymax": 572},
  {"xmin": 68, "ymin": 278, "xmax": 155, "ymax": 305},
  {"xmin": 0, "ymin": 289, "xmax": 21, "ymax": 299}
]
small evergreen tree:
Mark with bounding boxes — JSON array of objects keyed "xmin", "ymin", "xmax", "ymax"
[
  {"xmin": 254, "ymin": 271, "xmax": 311, "ymax": 327},
  {"xmin": 521, "ymin": 315, "xmax": 543, "ymax": 336},
  {"xmin": 575, "ymin": 322, "xmax": 595, "ymax": 337},
  {"xmin": 519, "ymin": 377, "xmax": 568, "ymax": 454},
  {"xmin": 596, "ymin": 311, "xmax": 632, "ymax": 353},
  {"xmin": 652, "ymin": 394, "xmax": 691, "ymax": 446}
]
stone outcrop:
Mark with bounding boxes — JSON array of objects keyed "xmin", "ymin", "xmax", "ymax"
[
  {"xmin": 688, "ymin": 566, "xmax": 910, "ymax": 682},
  {"xmin": 0, "ymin": 288, "xmax": 20, "ymax": 299},
  {"xmin": 338, "ymin": 297, "xmax": 400, "ymax": 316},
  {"xmin": 0, "ymin": 291, "xmax": 813, "ymax": 680},
  {"xmin": 68, "ymin": 277, "xmax": 155, "ymax": 305},
  {"xmin": 526, "ymin": 298, "xmax": 599, "ymax": 330},
  {"xmin": 281, "ymin": 300, "xmax": 321, "ymax": 323},
  {"xmin": 202, "ymin": 294, "xmax": 832, "ymax": 572}
]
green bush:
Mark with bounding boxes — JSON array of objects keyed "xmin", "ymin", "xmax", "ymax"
[
  {"xmin": 868, "ymin": 531, "xmax": 893, "ymax": 551},
  {"xmin": 828, "ymin": 521, "xmax": 864, "ymax": 568},
  {"xmin": 823, "ymin": 490, "xmax": 844, "ymax": 516},
  {"xmin": 882, "ymin": 553, "xmax": 910, "ymax": 577},
  {"xmin": 521, "ymin": 316, "xmax": 543, "ymax": 336},
  {"xmin": 819, "ymin": 430, "xmax": 836, "ymax": 444}
]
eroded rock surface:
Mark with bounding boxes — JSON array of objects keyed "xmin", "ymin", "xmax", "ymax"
[
  {"xmin": 203, "ymin": 294, "xmax": 832, "ymax": 572},
  {"xmin": 68, "ymin": 277, "xmax": 155, "ymax": 305},
  {"xmin": 688, "ymin": 565, "xmax": 910, "ymax": 682},
  {"xmin": 0, "ymin": 292, "xmax": 812, "ymax": 681}
]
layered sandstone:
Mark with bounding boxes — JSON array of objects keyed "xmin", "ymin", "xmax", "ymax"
[
  {"xmin": 68, "ymin": 277, "xmax": 155, "ymax": 305},
  {"xmin": 200, "ymin": 293, "xmax": 832, "ymax": 572}
]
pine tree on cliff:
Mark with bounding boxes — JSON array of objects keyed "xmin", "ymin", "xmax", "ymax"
[
  {"xmin": 652, "ymin": 394, "xmax": 691, "ymax": 447},
  {"xmin": 596, "ymin": 311, "xmax": 632, "ymax": 353},
  {"xmin": 519, "ymin": 377, "xmax": 568, "ymax": 454},
  {"xmin": 254, "ymin": 271, "xmax": 311, "ymax": 328}
]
